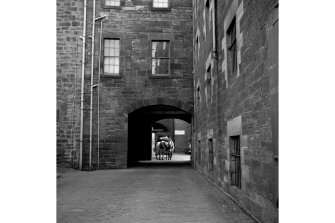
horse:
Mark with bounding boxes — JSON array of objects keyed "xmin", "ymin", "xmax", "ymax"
[
  {"xmin": 165, "ymin": 137, "xmax": 175, "ymax": 160},
  {"xmin": 155, "ymin": 139, "xmax": 168, "ymax": 160}
]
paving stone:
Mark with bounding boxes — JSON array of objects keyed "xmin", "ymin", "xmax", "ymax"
[{"xmin": 57, "ymin": 165, "xmax": 256, "ymax": 223}]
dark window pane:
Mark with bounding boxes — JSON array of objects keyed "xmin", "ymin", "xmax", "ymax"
[
  {"xmin": 152, "ymin": 41, "xmax": 169, "ymax": 58},
  {"xmin": 152, "ymin": 58, "xmax": 169, "ymax": 75},
  {"xmin": 232, "ymin": 43, "xmax": 237, "ymax": 72}
]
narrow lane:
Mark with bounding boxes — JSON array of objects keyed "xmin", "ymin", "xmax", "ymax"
[{"xmin": 57, "ymin": 165, "xmax": 255, "ymax": 223}]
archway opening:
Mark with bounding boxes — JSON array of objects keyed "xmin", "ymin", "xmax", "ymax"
[{"xmin": 127, "ymin": 104, "xmax": 192, "ymax": 167}]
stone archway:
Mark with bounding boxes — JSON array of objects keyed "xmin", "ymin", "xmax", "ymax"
[
  {"xmin": 126, "ymin": 98, "xmax": 193, "ymax": 167},
  {"xmin": 124, "ymin": 97, "xmax": 193, "ymax": 116}
]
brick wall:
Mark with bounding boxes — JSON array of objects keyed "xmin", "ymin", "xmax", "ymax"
[{"xmin": 193, "ymin": 0, "xmax": 278, "ymax": 222}]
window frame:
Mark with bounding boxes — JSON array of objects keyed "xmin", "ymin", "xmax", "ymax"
[
  {"xmin": 103, "ymin": 38, "xmax": 121, "ymax": 76},
  {"xmin": 195, "ymin": 36, "xmax": 199, "ymax": 66},
  {"xmin": 196, "ymin": 84, "xmax": 201, "ymax": 114},
  {"xmin": 208, "ymin": 138, "xmax": 214, "ymax": 171},
  {"xmin": 151, "ymin": 0, "xmax": 171, "ymax": 11},
  {"xmin": 230, "ymin": 135, "xmax": 241, "ymax": 189},
  {"xmin": 206, "ymin": 65, "xmax": 212, "ymax": 103},
  {"xmin": 150, "ymin": 40, "xmax": 171, "ymax": 77},
  {"xmin": 102, "ymin": 0, "xmax": 124, "ymax": 9},
  {"xmin": 227, "ymin": 17, "xmax": 237, "ymax": 75}
]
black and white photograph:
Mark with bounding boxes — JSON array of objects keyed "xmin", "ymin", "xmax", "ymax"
[
  {"xmin": 56, "ymin": 0, "xmax": 278, "ymax": 222},
  {"xmin": 1, "ymin": 0, "xmax": 335, "ymax": 222}
]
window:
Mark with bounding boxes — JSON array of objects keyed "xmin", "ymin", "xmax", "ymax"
[
  {"xmin": 196, "ymin": 85, "xmax": 200, "ymax": 114},
  {"xmin": 104, "ymin": 39, "xmax": 120, "ymax": 75},
  {"xmin": 206, "ymin": 65, "xmax": 212, "ymax": 103},
  {"xmin": 227, "ymin": 17, "xmax": 237, "ymax": 74},
  {"xmin": 151, "ymin": 40, "xmax": 170, "ymax": 76},
  {"xmin": 105, "ymin": 0, "xmax": 120, "ymax": 6},
  {"xmin": 195, "ymin": 36, "xmax": 199, "ymax": 66},
  {"xmin": 205, "ymin": 0, "xmax": 210, "ymax": 26},
  {"xmin": 153, "ymin": 0, "xmax": 168, "ymax": 8},
  {"xmin": 197, "ymin": 139, "xmax": 201, "ymax": 165},
  {"xmin": 208, "ymin": 139, "xmax": 213, "ymax": 171},
  {"xmin": 230, "ymin": 136, "xmax": 241, "ymax": 188}
]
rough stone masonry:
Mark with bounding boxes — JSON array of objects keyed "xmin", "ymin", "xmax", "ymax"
[{"xmin": 57, "ymin": 0, "xmax": 278, "ymax": 222}]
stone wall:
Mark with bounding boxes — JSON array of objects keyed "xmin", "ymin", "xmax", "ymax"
[
  {"xmin": 57, "ymin": 0, "xmax": 84, "ymax": 167},
  {"xmin": 193, "ymin": 0, "xmax": 278, "ymax": 222},
  {"xmin": 57, "ymin": 0, "xmax": 194, "ymax": 169},
  {"xmin": 174, "ymin": 119, "xmax": 191, "ymax": 153}
]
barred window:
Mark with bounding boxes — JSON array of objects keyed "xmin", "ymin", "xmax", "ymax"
[
  {"xmin": 104, "ymin": 39, "xmax": 120, "ymax": 75},
  {"xmin": 227, "ymin": 17, "xmax": 237, "ymax": 74},
  {"xmin": 151, "ymin": 40, "xmax": 170, "ymax": 76},
  {"xmin": 153, "ymin": 0, "xmax": 168, "ymax": 8},
  {"xmin": 230, "ymin": 136, "xmax": 241, "ymax": 188},
  {"xmin": 208, "ymin": 139, "xmax": 213, "ymax": 171},
  {"xmin": 105, "ymin": 0, "xmax": 120, "ymax": 6},
  {"xmin": 196, "ymin": 85, "xmax": 201, "ymax": 114},
  {"xmin": 206, "ymin": 65, "xmax": 212, "ymax": 103}
]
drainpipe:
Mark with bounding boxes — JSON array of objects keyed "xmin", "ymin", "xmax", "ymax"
[
  {"xmin": 89, "ymin": 0, "xmax": 97, "ymax": 171},
  {"xmin": 89, "ymin": 0, "xmax": 107, "ymax": 170},
  {"xmin": 212, "ymin": 0, "xmax": 217, "ymax": 58},
  {"xmin": 79, "ymin": 0, "xmax": 88, "ymax": 171},
  {"xmin": 97, "ymin": 15, "xmax": 107, "ymax": 170}
]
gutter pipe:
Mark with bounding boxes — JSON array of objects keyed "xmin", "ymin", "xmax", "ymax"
[
  {"xmin": 97, "ymin": 15, "xmax": 106, "ymax": 169},
  {"xmin": 89, "ymin": 0, "xmax": 97, "ymax": 171},
  {"xmin": 89, "ymin": 0, "xmax": 107, "ymax": 170},
  {"xmin": 212, "ymin": 0, "xmax": 217, "ymax": 57},
  {"xmin": 79, "ymin": 0, "xmax": 88, "ymax": 171}
]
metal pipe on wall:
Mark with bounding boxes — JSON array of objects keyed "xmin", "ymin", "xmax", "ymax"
[
  {"xmin": 97, "ymin": 16, "xmax": 106, "ymax": 170},
  {"xmin": 79, "ymin": 0, "xmax": 88, "ymax": 171},
  {"xmin": 89, "ymin": 0, "xmax": 107, "ymax": 170},
  {"xmin": 212, "ymin": 0, "xmax": 217, "ymax": 56},
  {"xmin": 89, "ymin": 0, "xmax": 97, "ymax": 171}
]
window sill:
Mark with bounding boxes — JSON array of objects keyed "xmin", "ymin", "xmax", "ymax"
[
  {"xmin": 148, "ymin": 75, "xmax": 172, "ymax": 79},
  {"xmin": 101, "ymin": 74, "xmax": 122, "ymax": 78},
  {"xmin": 151, "ymin": 7, "xmax": 171, "ymax": 11},
  {"xmin": 103, "ymin": 6, "xmax": 122, "ymax": 10}
]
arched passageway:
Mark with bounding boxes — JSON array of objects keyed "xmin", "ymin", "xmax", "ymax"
[{"xmin": 127, "ymin": 104, "xmax": 192, "ymax": 167}]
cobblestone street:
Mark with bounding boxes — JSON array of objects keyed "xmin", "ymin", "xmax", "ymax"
[{"xmin": 57, "ymin": 161, "xmax": 255, "ymax": 223}]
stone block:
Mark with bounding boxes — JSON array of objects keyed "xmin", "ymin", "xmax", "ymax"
[{"xmin": 227, "ymin": 115, "xmax": 242, "ymax": 136}]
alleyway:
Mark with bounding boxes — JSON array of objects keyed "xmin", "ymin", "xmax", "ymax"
[{"xmin": 57, "ymin": 163, "xmax": 256, "ymax": 223}]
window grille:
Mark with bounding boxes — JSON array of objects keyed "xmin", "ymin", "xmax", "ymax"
[
  {"xmin": 153, "ymin": 0, "xmax": 168, "ymax": 8},
  {"xmin": 151, "ymin": 40, "xmax": 170, "ymax": 75},
  {"xmin": 105, "ymin": 0, "xmax": 120, "ymax": 6},
  {"xmin": 230, "ymin": 135, "xmax": 241, "ymax": 188},
  {"xmin": 227, "ymin": 17, "xmax": 237, "ymax": 74},
  {"xmin": 104, "ymin": 39, "xmax": 120, "ymax": 75}
]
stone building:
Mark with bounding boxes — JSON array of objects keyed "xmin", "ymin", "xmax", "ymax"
[
  {"xmin": 57, "ymin": 0, "xmax": 278, "ymax": 222},
  {"xmin": 192, "ymin": 0, "xmax": 278, "ymax": 222},
  {"xmin": 57, "ymin": 0, "xmax": 194, "ymax": 169}
]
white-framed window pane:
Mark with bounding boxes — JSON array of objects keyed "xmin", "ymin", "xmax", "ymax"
[
  {"xmin": 151, "ymin": 40, "xmax": 170, "ymax": 75},
  {"xmin": 104, "ymin": 64, "xmax": 110, "ymax": 73},
  {"xmin": 105, "ymin": 0, "xmax": 120, "ymax": 6},
  {"xmin": 104, "ymin": 39, "xmax": 120, "ymax": 75},
  {"xmin": 114, "ymin": 65, "xmax": 119, "ymax": 74},
  {"xmin": 153, "ymin": 0, "xmax": 168, "ymax": 8}
]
